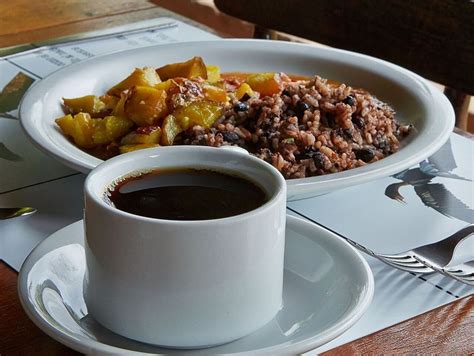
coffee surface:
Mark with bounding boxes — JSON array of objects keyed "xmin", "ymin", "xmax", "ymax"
[{"xmin": 107, "ymin": 168, "xmax": 268, "ymax": 220}]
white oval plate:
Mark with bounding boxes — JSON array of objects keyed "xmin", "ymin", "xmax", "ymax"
[
  {"xmin": 18, "ymin": 215, "xmax": 374, "ymax": 355},
  {"xmin": 19, "ymin": 40, "xmax": 454, "ymax": 200}
]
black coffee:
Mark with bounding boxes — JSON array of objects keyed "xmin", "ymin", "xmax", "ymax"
[{"xmin": 107, "ymin": 168, "xmax": 268, "ymax": 220}]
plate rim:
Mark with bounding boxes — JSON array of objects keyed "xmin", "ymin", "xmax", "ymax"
[
  {"xmin": 18, "ymin": 214, "xmax": 374, "ymax": 355},
  {"xmin": 18, "ymin": 39, "xmax": 454, "ymax": 200}
]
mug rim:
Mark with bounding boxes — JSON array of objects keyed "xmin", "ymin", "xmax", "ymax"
[{"xmin": 84, "ymin": 146, "xmax": 286, "ymax": 225}]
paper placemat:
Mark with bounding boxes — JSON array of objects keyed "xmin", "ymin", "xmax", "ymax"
[
  {"xmin": 292, "ymin": 133, "xmax": 473, "ymax": 353},
  {"xmin": 0, "ymin": 17, "xmax": 472, "ymax": 354}
]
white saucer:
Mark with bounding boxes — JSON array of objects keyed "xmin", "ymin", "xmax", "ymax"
[{"xmin": 18, "ymin": 215, "xmax": 374, "ymax": 355}]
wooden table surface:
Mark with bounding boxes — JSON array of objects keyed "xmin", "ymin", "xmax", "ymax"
[{"xmin": 1, "ymin": 1, "xmax": 472, "ymax": 354}]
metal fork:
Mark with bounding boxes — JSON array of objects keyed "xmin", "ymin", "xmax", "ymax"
[
  {"xmin": 311, "ymin": 220, "xmax": 473, "ymax": 275},
  {"xmin": 345, "ymin": 224, "xmax": 474, "ymax": 282},
  {"xmin": 289, "ymin": 208, "xmax": 474, "ymax": 284},
  {"xmin": 368, "ymin": 224, "xmax": 474, "ymax": 276}
]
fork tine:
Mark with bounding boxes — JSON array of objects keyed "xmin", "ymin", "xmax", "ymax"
[
  {"xmin": 400, "ymin": 255, "xmax": 439, "ymax": 273},
  {"xmin": 444, "ymin": 261, "xmax": 474, "ymax": 285},
  {"xmin": 387, "ymin": 264, "xmax": 433, "ymax": 274},
  {"xmin": 442, "ymin": 271, "xmax": 474, "ymax": 285},
  {"xmin": 376, "ymin": 254, "xmax": 412, "ymax": 260},
  {"xmin": 386, "ymin": 260, "xmax": 428, "ymax": 269},
  {"xmin": 386, "ymin": 261, "xmax": 432, "ymax": 272},
  {"xmin": 447, "ymin": 270, "xmax": 474, "ymax": 278},
  {"xmin": 343, "ymin": 236, "xmax": 434, "ymax": 273},
  {"xmin": 419, "ymin": 257, "xmax": 474, "ymax": 286},
  {"xmin": 445, "ymin": 268, "xmax": 463, "ymax": 273},
  {"xmin": 376, "ymin": 256, "xmax": 434, "ymax": 273},
  {"xmin": 386, "ymin": 258, "xmax": 425, "ymax": 265},
  {"xmin": 376, "ymin": 253, "xmax": 437, "ymax": 269},
  {"xmin": 378, "ymin": 254, "xmax": 428, "ymax": 267}
]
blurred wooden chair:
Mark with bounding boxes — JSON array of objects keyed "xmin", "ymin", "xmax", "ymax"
[{"xmin": 215, "ymin": 0, "xmax": 473, "ymax": 130}]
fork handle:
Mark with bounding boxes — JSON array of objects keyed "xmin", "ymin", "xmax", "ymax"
[{"xmin": 415, "ymin": 224, "xmax": 474, "ymax": 266}]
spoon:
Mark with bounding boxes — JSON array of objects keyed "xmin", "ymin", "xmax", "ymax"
[{"xmin": 0, "ymin": 207, "xmax": 37, "ymax": 220}]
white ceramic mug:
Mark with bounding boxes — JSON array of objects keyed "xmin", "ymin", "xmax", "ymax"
[{"xmin": 83, "ymin": 146, "xmax": 286, "ymax": 348}]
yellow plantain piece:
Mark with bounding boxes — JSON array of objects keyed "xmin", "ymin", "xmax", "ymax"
[
  {"xmin": 121, "ymin": 126, "xmax": 162, "ymax": 145},
  {"xmin": 55, "ymin": 112, "xmax": 95, "ymax": 148},
  {"xmin": 119, "ymin": 143, "xmax": 160, "ymax": 154},
  {"xmin": 124, "ymin": 86, "xmax": 168, "ymax": 127},
  {"xmin": 173, "ymin": 101, "xmax": 223, "ymax": 129},
  {"xmin": 160, "ymin": 115, "xmax": 183, "ymax": 146},
  {"xmin": 91, "ymin": 116, "xmax": 134, "ymax": 145},
  {"xmin": 107, "ymin": 67, "xmax": 161, "ymax": 96},
  {"xmin": 112, "ymin": 92, "xmax": 127, "ymax": 118},
  {"xmin": 245, "ymin": 73, "xmax": 282, "ymax": 96},
  {"xmin": 156, "ymin": 57, "xmax": 207, "ymax": 81},
  {"xmin": 56, "ymin": 113, "xmax": 133, "ymax": 148},
  {"xmin": 235, "ymin": 83, "xmax": 255, "ymax": 100},
  {"xmin": 203, "ymin": 84, "xmax": 228, "ymax": 103},
  {"xmin": 155, "ymin": 79, "xmax": 173, "ymax": 91},
  {"xmin": 100, "ymin": 95, "xmax": 120, "ymax": 111},
  {"xmin": 63, "ymin": 95, "xmax": 106, "ymax": 115},
  {"xmin": 206, "ymin": 65, "xmax": 221, "ymax": 82}
]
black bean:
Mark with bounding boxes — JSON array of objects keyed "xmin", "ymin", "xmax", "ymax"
[
  {"xmin": 322, "ymin": 112, "xmax": 336, "ymax": 128},
  {"xmin": 296, "ymin": 101, "xmax": 310, "ymax": 113},
  {"xmin": 304, "ymin": 146, "xmax": 319, "ymax": 157},
  {"xmin": 222, "ymin": 131, "xmax": 240, "ymax": 143},
  {"xmin": 352, "ymin": 116, "xmax": 365, "ymax": 129},
  {"xmin": 333, "ymin": 128, "xmax": 352, "ymax": 140},
  {"xmin": 333, "ymin": 128, "xmax": 344, "ymax": 137},
  {"xmin": 233, "ymin": 102, "xmax": 249, "ymax": 112},
  {"xmin": 295, "ymin": 146, "xmax": 318, "ymax": 160},
  {"xmin": 375, "ymin": 134, "xmax": 385, "ymax": 147},
  {"xmin": 282, "ymin": 90, "xmax": 291, "ymax": 96},
  {"xmin": 343, "ymin": 95, "xmax": 355, "ymax": 106},
  {"xmin": 343, "ymin": 128, "xmax": 354, "ymax": 139},
  {"xmin": 294, "ymin": 101, "xmax": 310, "ymax": 120},
  {"xmin": 260, "ymin": 122, "xmax": 272, "ymax": 131},
  {"xmin": 377, "ymin": 138, "xmax": 390, "ymax": 153},
  {"xmin": 354, "ymin": 148, "xmax": 375, "ymax": 162},
  {"xmin": 312, "ymin": 151, "xmax": 326, "ymax": 168}
]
